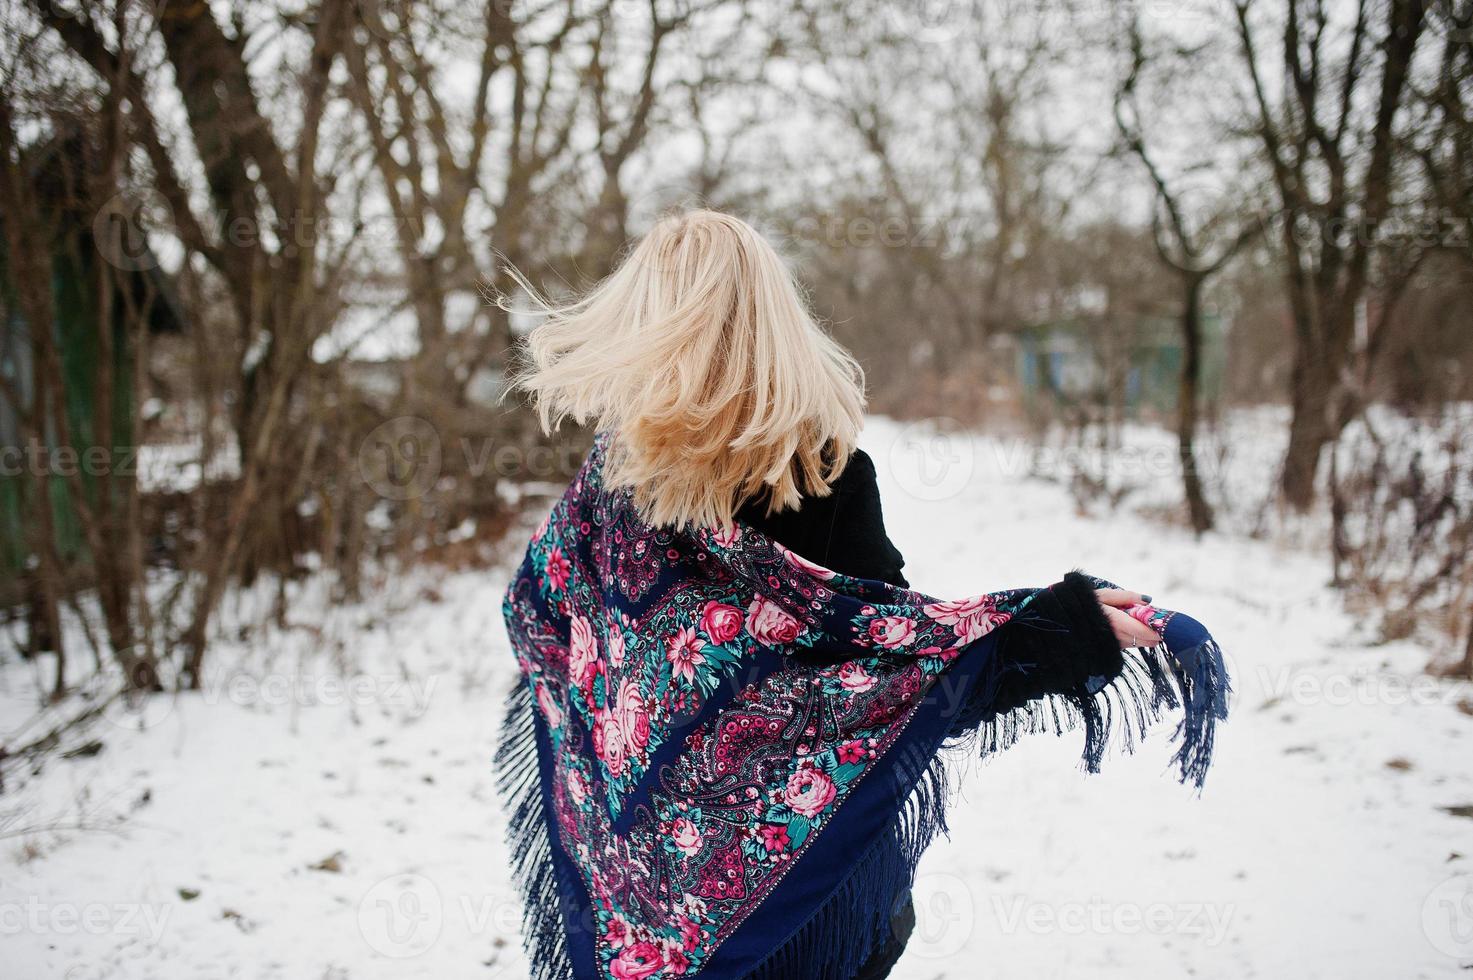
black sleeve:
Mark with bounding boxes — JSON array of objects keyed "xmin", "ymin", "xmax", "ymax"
[
  {"xmin": 978, "ymin": 571, "xmax": 1124, "ymax": 717},
  {"xmin": 939, "ymin": 571, "xmax": 1126, "ymax": 737},
  {"xmin": 821, "ymin": 450, "xmax": 910, "ymax": 588}
]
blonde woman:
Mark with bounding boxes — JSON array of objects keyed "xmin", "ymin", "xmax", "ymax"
[{"xmin": 497, "ymin": 210, "xmax": 1227, "ymax": 980}]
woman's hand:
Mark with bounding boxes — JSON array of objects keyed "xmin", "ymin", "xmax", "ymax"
[{"xmin": 1095, "ymin": 588, "xmax": 1160, "ymax": 649}]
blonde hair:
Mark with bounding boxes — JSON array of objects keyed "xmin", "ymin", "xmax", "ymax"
[{"xmin": 510, "ymin": 209, "xmax": 866, "ymax": 530}]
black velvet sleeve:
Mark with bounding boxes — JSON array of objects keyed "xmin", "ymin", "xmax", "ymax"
[{"xmin": 947, "ymin": 572, "xmax": 1125, "ymax": 731}]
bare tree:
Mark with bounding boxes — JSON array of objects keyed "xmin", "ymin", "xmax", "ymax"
[
  {"xmin": 786, "ymin": 0, "xmax": 1080, "ymax": 400},
  {"xmin": 1115, "ymin": 16, "xmax": 1262, "ymax": 534},
  {"xmin": 343, "ymin": 0, "xmax": 581, "ymax": 404},
  {"xmin": 1, "ymin": 5, "xmax": 175, "ymax": 694},
  {"xmin": 1413, "ymin": 6, "xmax": 1473, "ymax": 266},
  {"xmin": 27, "ymin": 0, "xmax": 361, "ymax": 687},
  {"xmin": 0, "ymin": 103, "xmax": 73, "ymax": 698},
  {"xmin": 1232, "ymin": 0, "xmax": 1429, "ymax": 509}
]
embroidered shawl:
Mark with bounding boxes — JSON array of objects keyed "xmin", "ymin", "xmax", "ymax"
[{"xmin": 498, "ymin": 434, "xmax": 1229, "ymax": 980}]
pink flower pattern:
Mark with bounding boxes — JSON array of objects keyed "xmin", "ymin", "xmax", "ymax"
[
  {"xmin": 699, "ymin": 601, "xmax": 744, "ymax": 645},
  {"xmin": 922, "ymin": 596, "xmax": 1009, "ymax": 643},
  {"xmin": 544, "ymin": 545, "xmax": 571, "ymax": 593},
  {"xmin": 868, "ymin": 615, "xmax": 916, "ymax": 649},
  {"xmin": 783, "ymin": 765, "xmax": 838, "ymax": 818},
  {"xmin": 838, "ymin": 661, "xmax": 877, "ymax": 693},
  {"xmin": 665, "ymin": 627, "xmax": 706, "ymax": 685},
  {"xmin": 745, "ymin": 596, "xmax": 803, "ymax": 646}
]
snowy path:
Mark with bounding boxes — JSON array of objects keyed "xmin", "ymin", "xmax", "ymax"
[{"xmin": 3, "ymin": 418, "xmax": 1471, "ymax": 979}]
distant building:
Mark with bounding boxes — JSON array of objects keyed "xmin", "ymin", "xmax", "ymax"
[{"xmin": 1013, "ymin": 313, "xmax": 1227, "ymax": 417}]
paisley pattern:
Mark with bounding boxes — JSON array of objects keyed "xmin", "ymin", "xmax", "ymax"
[{"xmin": 502, "ymin": 435, "xmax": 1056, "ymax": 978}]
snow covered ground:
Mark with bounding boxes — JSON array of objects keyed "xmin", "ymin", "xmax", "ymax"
[{"xmin": 3, "ymin": 416, "xmax": 1471, "ymax": 979}]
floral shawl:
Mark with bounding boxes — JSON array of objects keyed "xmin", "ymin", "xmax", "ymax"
[{"xmin": 498, "ymin": 434, "xmax": 1229, "ymax": 980}]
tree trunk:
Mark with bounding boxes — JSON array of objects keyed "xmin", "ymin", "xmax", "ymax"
[
  {"xmin": 1460, "ymin": 620, "xmax": 1473, "ymax": 680},
  {"xmin": 1280, "ymin": 350, "xmax": 1336, "ymax": 510},
  {"xmin": 1327, "ymin": 425, "xmax": 1348, "ymax": 587},
  {"xmin": 1178, "ymin": 276, "xmax": 1214, "ymax": 535}
]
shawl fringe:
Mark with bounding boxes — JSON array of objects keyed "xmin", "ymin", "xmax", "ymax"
[
  {"xmin": 496, "ymin": 680, "xmax": 576, "ymax": 980},
  {"xmin": 968, "ymin": 637, "xmax": 1230, "ymax": 793}
]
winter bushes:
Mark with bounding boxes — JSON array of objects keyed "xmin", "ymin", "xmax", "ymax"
[{"xmin": 1330, "ymin": 406, "xmax": 1473, "ymax": 673}]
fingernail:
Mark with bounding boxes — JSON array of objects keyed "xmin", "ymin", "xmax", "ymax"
[{"xmin": 1140, "ymin": 594, "xmax": 1152, "ymax": 604}]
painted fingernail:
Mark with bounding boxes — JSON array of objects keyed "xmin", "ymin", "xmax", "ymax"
[{"xmin": 1140, "ymin": 594, "xmax": 1152, "ymax": 604}]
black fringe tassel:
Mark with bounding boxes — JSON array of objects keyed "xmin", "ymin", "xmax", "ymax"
[{"xmin": 495, "ymin": 680, "xmax": 575, "ymax": 980}]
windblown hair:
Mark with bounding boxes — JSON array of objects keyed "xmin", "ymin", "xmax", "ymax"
[{"xmin": 510, "ymin": 209, "xmax": 866, "ymax": 530}]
